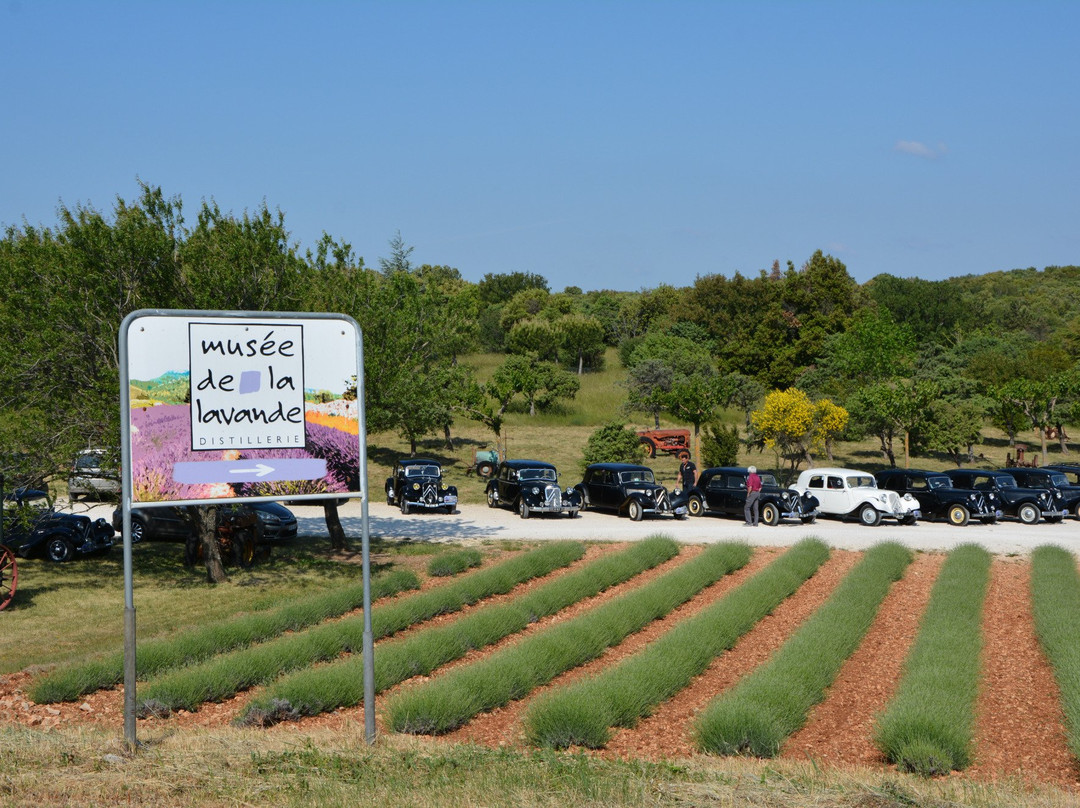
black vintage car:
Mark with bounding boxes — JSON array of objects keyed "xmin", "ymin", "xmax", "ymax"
[
  {"xmin": 1002, "ymin": 467, "xmax": 1080, "ymax": 520},
  {"xmin": 485, "ymin": 459, "xmax": 581, "ymax": 519},
  {"xmin": 944, "ymin": 469, "xmax": 1067, "ymax": 525},
  {"xmin": 574, "ymin": 463, "xmax": 688, "ymax": 521},
  {"xmin": 385, "ymin": 458, "xmax": 458, "ymax": 514},
  {"xmin": 3, "ymin": 490, "xmax": 114, "ymax": 562},
  {"xmin": 685, "ymin": 467, "xmax": 818, "ymax": 525},
  {"xmin": 875, "ymin": 469, "xmax": 1001, "ymax": 526}
]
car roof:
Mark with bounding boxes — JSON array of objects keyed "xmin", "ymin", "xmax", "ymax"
[
  {"xmin": 947, "ymin": 468, "xmax": 1009, "ymax": 477},
  {"xmin": 397, "ymin": 458, "xmax": 441, "ymax": 467},
  {"xmin": 585, "ymin": 462, "xmax": 651, "ymax": 472},
  {"xmin": 798, "ymin": 467, "xmax": 871, "ymax": 477},
  {"xmin": 876, "ymin": 468, "xmax": 947, "ymax": 477},
  {"xmin": 502, "ymin": 459, "xmax": 556, "ymax": 470}
]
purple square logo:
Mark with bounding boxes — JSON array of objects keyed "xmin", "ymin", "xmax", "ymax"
[{"xmin": 238, "ymin": 370, "xmax": 262, "ymax": 394}]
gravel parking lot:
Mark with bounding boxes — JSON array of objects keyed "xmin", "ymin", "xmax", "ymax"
[{"xmin": 78, "ymin": 498, "xmax": 1077, "ymax": 555}]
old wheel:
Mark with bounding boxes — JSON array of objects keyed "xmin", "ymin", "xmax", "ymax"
[
  {"xmin": 519, "ymin": 499, "xmax": 530, "ymax": 519},
  {"xmin": 627, "ymin": 500, "xmax": 644, "ymax": 521},
  {"xmin": 47, "ymin": 537, "xmax": 74, "ymax": 563},
  {"xmin": 761, "ymin": 502, "xmax": 780, "ymax": 526},
  {"xmin": 400, "ymin": 498, "xmax": 410, "ymax": 515},
  {"xmin": 947, "ymin": 504, "xmax": 970, "ymax": 526},
  {"xmin": 640, "ymin": 438, "xmax": 656, "ymax": 458},
  {"xmin": 487, "ymin": 488, "xmax": 498, "ymax": 508},
  {"xmin": 386, "ymin": 484, "xmax": 395, "ymax": 506},
  {"xmin": 858, "ymin": 504, "xmax": 882, "ymax": 527},
  {"xmin": 0, "ymin": 545, "xmax": 17, "ymax": 610},
  {"xmin": 476, "ymin": 462, "xmax": 494, "ymax": 478},
  {"xmin": 801, "ymin": 515, "xmax": 816, "ymax": 524},
  {"xmin": 1018, "ymin": 503, "xmax": 1040, "ymax": 525},
  {"xmin": 687, "ymin": 496, "xmax": 704, "ymax": 517}
]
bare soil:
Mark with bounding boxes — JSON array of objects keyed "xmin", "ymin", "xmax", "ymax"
[{"xmin": 2, "ymin": 547, "xmax": 1078, "ymax": 790}]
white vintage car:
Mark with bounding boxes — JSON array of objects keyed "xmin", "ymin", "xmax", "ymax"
[{"xmin": 791, "ymin": 467, "xmax": 920, "ymax": 526}]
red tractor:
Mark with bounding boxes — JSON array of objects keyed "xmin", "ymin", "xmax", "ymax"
[{"xmin": 637, "ymin": 429, "xmax": 692, "ymax": 461}]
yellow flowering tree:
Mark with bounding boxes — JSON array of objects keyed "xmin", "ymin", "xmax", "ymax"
[{"xmin": 751, "ymin": 388, "xmax": 848, "ymax": 475}]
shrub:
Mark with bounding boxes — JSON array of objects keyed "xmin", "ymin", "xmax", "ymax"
[
  {"xmin": 386, "ymin": 541, "xmax": 753, "ymax": 736},
  {"xmin": 427, "ymin": 548, "xmax": 484, "ymax": 577},
  {"xmin": 1030, "ymin": 545, "xmax": 1080, "ymax": 761},
  {"xmin": 701, "ymin": 422, "xmax": 740, "ymax": 468},
  {"xmin": 524, "ymin": 538, "xmax": 830, "ymax": 749},
  {"xmin": 873, "ymin": 544, "xmax": 990, "ymax": 775},
  {"xmin": 693, "ymin": 542, "xmax": 912, "ymax": 756},
  {"xmin": 582, "ymin": 422, "xmax": 645, "ymax": 467}
]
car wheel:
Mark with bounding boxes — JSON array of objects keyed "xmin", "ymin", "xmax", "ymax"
[
  {"xmin": 46, "ymin": 538, "xmax": 74, "ymax": 563},
  {"xmin": 800, "ymin": 515, "xmax": 816, "ymax": 524},
  {"xmin": 400, "ymin": 498, "xmax": 410, "ymax": 515},
  {"xmin": 640, "ymin": 438, "xmax": 656, "ymax": 458},
  {"xmin": 476, "ymin": 462, "xmax": 494, "ymax": 478},
  {"xmin": 1018, "ymin": 503, "xmax": 1039, "ymax": 525},
  {"xmin": 386, "ymin": 485, "xmax": 394, "ymax": 506},
  {"xmin": 487, "ymin": 488, "xmax": 498, "ymax": 508},
  {"xmin": 1074, "ymin": 501, "xmax": 1080, "ymax": 521},
  {"xmin": 131, "ymin": 519, "xmax": 146, "ymax": 543},
  {"xmin": 858, "ymin": 504, "xmax": 881, "ymax": 527},
  {"xmin": 687, "ymin": 496, "xmax": 704, "ymax": 517},
  {"xmin": 947, "ymin": 504, "xmax": 970, "ymax": 527},
  {"xmin": 627, "ymin": 500, "xmax": 644, "ymax": 521},
  {"xmin": 232, "ymin": 530, "xmax": 258, "ymax": 568},
  {"xmin": 519, "ymin": 499, "xmax": 530, "ymax": 519},
  {"xmin": 761, "ymin": 502, "xmax": 780, "ymax": 526}
]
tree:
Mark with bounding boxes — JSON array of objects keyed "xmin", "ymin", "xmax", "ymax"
[
  {"xmin": 925, "ymin": 399, "xmax": 985, "ymax": 466},
  {"xmin": 701, "ymin": 422, "xmax": 740, "ymax": 468},
  {"xmin": 379, "ymin": 230, "xmax": 414, "ymax": 275},
  {"xmin": 997, "ymin": 374, "xmax": 1076, "ymax": 463},
  {"xmin": 487, "ymin": 354, "xmax": 579, "ymax": 417},
  {"xmin": 664, "ymin": 370, "xmax": 725, "ymax": 466},
  {"xmin": 846, "ymin": 380, "xmax": 938, "ymax": 468},
  {"xmin": 751, "ymin": 388, "xmax": 848, "ymax": 474},
  {"xmin": 582, "ymin": 422, "xmax": 645, "ymax": 466},
  {"xmin": 624, "ymin": 359, "xmax": 673, "ymax": 428},
  {"xmin": 719, "ymin": 373, "xmax": 766, "ymax": 436},
  {"xmin": 557, "ymin": 314, "xmax": 606, "ymax": 374}
]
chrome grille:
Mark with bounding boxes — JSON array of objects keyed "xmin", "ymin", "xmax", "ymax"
[{"xmin": 544, "ymin": 485, "xmax": 560, "ymax": 508}]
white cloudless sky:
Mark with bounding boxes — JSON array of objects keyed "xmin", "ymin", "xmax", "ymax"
[{"xmin": 3, "ymin": 0, "xmax": 1077, "ymax": 290}]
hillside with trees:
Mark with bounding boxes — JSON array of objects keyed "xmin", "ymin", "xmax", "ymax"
[{"xmin": 2, "ymin": 181, "xmax": 1078, "ymax": 492}]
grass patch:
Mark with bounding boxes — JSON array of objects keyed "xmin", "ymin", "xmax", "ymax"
[
  {"xmin": 693, "ymin": 542, "xmax": 912, "ymax": 756},
  {"xmin": 1030, "ymin": 545, "xmax": 1080, "ymax": 761},
  {"xmin": 524, "ymin": 538, "xmax": 831, "ymax": 749},
  {"xmin": 426, "ymin": 548, "xmax": 484, "ymax": 577},
  {"xmin": 136, "ymin": 542, "xmax": 585, "ymax": 712},
  {"xmin": 873, "ymin": 544, "xmax": 991, "ymax": 775},
  {"xmin": 386, "ymin": 541, "xmax": 753, "ymax": 735},
  {"xmin": 240, "ymin": 536, "xmax": 682, "ymax": 725},
  {"xmin": 29, "ymin": 568, "xmax": 420, "ymax": 704}
]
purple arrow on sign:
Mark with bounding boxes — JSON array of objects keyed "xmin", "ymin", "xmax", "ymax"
[{"xmin": 173, "ymin": 459, "xmax": 328, "ymax": 485}]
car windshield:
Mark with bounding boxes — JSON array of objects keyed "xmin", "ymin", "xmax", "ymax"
[
  {"xmin": 996, "ymin": 474, "xmax": 1018, "ymax": 488},
  {"xmin": 404, "ymin": 465, "xmax": 440, "ymax": 478},
  {"xmin": 760, "ymin": 473, "xmax": 779, "ymax": 487},
  {"xmin": 846, "ymin": 475, "xmax": 876, "ymax": 489},
  {"xmin": 75, "ymin": 453, "xmax": 103, "ymax": 470},
  {"xmin": 618, "ymin": 470, "xmax": 655, "ymax": 484},
  {"xmin": 927, "ymin": 476, "xmax": 952, "ymax": 490},
  {"xmin": 1047, "ymin": 472, "xmax": 1069, "ymax": 486},
  {"xmin": 519, "ymin": 468, "xmax": 556, "ymax": 482}
]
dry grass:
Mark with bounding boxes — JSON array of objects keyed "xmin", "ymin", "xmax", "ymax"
[{"xmin": 2, "ymin": 724, "xmax": 1077, "ymax": 808}]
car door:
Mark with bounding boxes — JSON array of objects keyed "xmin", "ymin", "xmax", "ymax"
[
  {"xmin": 719, "ymin": 473, "xmax": 747, "ymax": 515},
  {"xmin": 811, "ymin": 474, "xmax": 848, "ymax": 515}
]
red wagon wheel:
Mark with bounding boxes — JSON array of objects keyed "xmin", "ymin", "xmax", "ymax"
[{"xmin": 0, "ymin": 544, "xmax": 16, "ymax": 611}]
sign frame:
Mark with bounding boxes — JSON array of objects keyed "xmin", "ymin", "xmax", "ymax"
[{"xmin": 117, "ymin": 309, "xmax": 374, "ymax": 748}]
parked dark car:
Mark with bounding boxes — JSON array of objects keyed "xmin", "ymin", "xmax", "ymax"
[
  {"xmin": 1002, "ymin": 467, "xmax": 1080, "ymax": 520},
  {"xmin": 385, "ymin": 458, "xmax": 458, "ymax": 514},
  {"xmin": 3, "ymin": 489, "xmax": 114, "ymax": 562},
  {"xmin": 944, "ymin": 469, "xmax": 1067, "ymax": 524},
  {"xmin": 875, "ymin": 469, "xmax": 1002, "ymax": 526},
  {"xmin": 574, "ymin": 463, "xmax": 688, "ymax": 521},
  {"xmin": 113, "ymin": 502, "xmax": 297, "ymax": 543},
  {"xmin": 485, "ymin": 459, "xmax": 581, "ymax": 518},
  {"xmin": 685, "ymin": 467, "xmax": 818, "ymax": 525}
]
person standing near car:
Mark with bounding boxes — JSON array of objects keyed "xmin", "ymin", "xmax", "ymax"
[
  {"xmin": 679, "ymin": 456, "xmax": 697, "ymax": 491},
  {"xmin": 744, "ymin": 465, "xmax": 762, "ymax": 526}
]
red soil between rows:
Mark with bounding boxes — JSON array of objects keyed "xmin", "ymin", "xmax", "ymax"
[{"xmin": 1, "ymin": 545, "xmax": 1078, "ymax": 789}]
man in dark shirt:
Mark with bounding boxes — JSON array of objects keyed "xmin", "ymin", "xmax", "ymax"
[{"xmin": 679, "ymin": 457, "xmax": 697, "ymax": 491}]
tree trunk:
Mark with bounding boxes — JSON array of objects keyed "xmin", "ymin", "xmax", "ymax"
[
  {"xmin": 188, "ymin": 506, "xmax": 227, "ymax": 583},
  {"xmin": 578, "ymin": 352, "xmax": 583, "ymax": 375},
  {"xmin": 410, "ymin": 437, "xmax": 417, "ymax": 456},
  {"xmin": 1057, "ymin": 424, "xmax": 1069, "ymax": 455},
  {"xmin": 443, "ymin": 424, "xmax": 454, "ymax": 451},
  {"xmin": 323, "ymin": 500, "xmax": 349, "ymax": 551}
]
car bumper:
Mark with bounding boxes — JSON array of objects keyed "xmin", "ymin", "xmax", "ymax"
[{"xmin": 1042, "ymin": 508, "xmax": 1069, "ymax": 519}]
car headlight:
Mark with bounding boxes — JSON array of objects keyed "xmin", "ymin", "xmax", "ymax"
[
  {"xmin": 968, "ymin": 493, "xmax": 976, "ymax": 502},
  {"xmin": 412, "ymin": 483, "xmax": 420, "ymax": 491},
  {"xmin": 531, "ymin": 487, "xmax": 539, "ymax": 494},
  {"xmin": 255, "ymin": 511, "xmax": 275, "ymax": 523}
]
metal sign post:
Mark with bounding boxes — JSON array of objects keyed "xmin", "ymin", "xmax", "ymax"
[{"xmin": 119, "ymin": 310, "xmax": 369, "ymax": 749}]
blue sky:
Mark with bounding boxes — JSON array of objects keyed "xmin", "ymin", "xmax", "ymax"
[{"xmin": 3, "ymin": 1, "xmax": 1077, "ymax": 291}]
